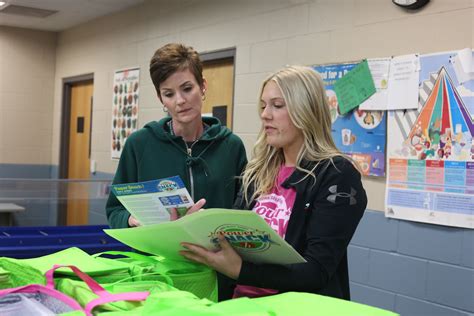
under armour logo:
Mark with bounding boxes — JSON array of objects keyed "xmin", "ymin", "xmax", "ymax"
[{"xmin": 327, "ymin": 185, "xmax": 357, "ymax": 205}]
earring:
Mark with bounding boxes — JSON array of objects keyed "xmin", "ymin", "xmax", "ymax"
[
  {"xmin": 202, "ymin": 94, "xmax": 206, "ymax": 101},
  {"xmin": 162, "ymin": 106, "xmax": 168, "ymax": 112}
]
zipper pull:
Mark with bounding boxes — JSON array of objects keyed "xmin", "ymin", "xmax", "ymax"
[{"xmin": 187, "ymin": 147, "xmax": 192, "ymax": 156}]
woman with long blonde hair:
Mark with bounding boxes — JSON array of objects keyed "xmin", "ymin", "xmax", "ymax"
[{"xmin": 181, "ymin": 66, "xmax": 367, "ymax": 301}]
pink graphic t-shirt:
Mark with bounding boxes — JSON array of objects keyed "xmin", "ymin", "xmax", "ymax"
[{"xmin": 233, "ymin": 165, "xmax": 296, "ymax": 299}]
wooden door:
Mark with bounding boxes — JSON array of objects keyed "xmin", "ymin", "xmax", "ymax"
[
  {"xmin": 66, "ymin": 81, "xmax": 93, "ymax": 225},
  {"xmin": 202, "ymin": 59, "xmax": 234, "ymax": 128}
]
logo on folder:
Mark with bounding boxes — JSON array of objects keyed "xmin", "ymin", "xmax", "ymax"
[
  {"xmin": 210, "ymin": 224, "xmax": 277, "ymax": 253},
  {"xmin": 157, "ymin": 179, "xmax": 178, "ymax": 192}
]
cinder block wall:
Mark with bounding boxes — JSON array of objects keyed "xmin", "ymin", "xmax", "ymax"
[
  {"xmin": 0, "ymin": 27, "xmax": 57, "ymax": 225},
  {"xmin": 53, "ymin": 0, "xmax": 474, "ymax": 213},
  {"xmin": 0, "ymin": 26, "xmax": 56, "ymax": 166},
  {"xmin": 2, "ymin": 0, "xmax": 473, "ymax": 314},
  {"xmin": 350, "ymin": 210, "xmax": 473, "ymax": 315}
]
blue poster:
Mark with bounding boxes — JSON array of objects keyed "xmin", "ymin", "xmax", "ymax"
[{"xmin": 313, "ymin": 63, "xmax": 387, "ymax": 177}]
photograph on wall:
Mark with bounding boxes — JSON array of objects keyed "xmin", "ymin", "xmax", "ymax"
[
  {"xmin": 386, "ymin": 49, "xmax": 474, "ymax": 229},
  {"xmin": 313, "ymin": 63, "xmax": 387, "ymax": 177},
  {"xmin": 111, "ymin": 67, "xmax": 140, "ymax": 160}
]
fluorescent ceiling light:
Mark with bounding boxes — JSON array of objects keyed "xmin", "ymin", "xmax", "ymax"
[{"xmin": 0, "ymin": 2, "xmax": 6, "ymax": 6}]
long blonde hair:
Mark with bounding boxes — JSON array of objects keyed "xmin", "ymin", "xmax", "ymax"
[{"xmin": 241, "ymin": 65, "xmax": 350, "ymax": 203}]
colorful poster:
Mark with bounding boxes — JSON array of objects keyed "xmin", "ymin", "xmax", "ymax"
[
  {"xmin": 386, "ymin": 50, "xmax": 474, "ymax": 229},
  {"xmin": 111, "ymin": 67, "xmax": 140, "ymax": 160},
  {"xmin": 313, "ymin": 63, "xmax": 386, "ymax": 177}
]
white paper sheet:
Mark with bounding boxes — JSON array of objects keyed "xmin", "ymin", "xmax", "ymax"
[
  {"xmin": 359, "ymin": 58, "xmax": 391, "ymax": 110},
  {"xmin": 451, "ymin": 48, "xmax": 474, "ymax": 84},
  {"xmin": 387, "ymin": 54, "xmax": 420, "ymax": 110},
  {"xmin": 457, "ymin": 47, "xmax": 474, "ymax": 73}
]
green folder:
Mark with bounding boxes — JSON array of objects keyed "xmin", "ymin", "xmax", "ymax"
[{"xmin": 105, "ymin": 209, "xmax": 306, "ymax": 264}]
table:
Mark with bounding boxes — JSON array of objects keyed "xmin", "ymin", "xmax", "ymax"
[{"xmin": 0, "ymin": 203, "xmax": 25, "ymax": 226}]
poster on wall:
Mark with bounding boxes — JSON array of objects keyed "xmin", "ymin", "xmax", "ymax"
[
  {"xmin": 111, "ymin": 67, "xmax": 140, "ymax": 160},
  {"xmin": 313, "ymin": 63, "xmax": 387, "ymax": 177},
  {"xmin": 385, "ymin": 49, "xmax": 474, "ymax": 229}
]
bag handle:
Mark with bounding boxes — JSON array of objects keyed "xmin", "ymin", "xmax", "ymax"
[
  {"xmin": 94, "ymin": 250, "xmax": 202, "ymax": 272},
  {"xmin": 46, "ymin": 265, "xmax": 149, "ymax": 316},
  {"xmin": 103, "ymin": 271, "xmax": 175, "ymax": 289},
  {"xmin": 0, "ymin": 283, "xmax": 84, "ymax": 312},
  {"xmin": 85, "ymin": 291, "xmax": 149, "ymax": 315},
  {"xmin": 93, "ymin": 251, "xmax": 159, "ymax": 265},
  {"xmin": 46, "ymin": 264, "xmax": 106, "ymax": 295},
  {"xmin": 93, "ymin": 251, "xmax": 174, "ymax": 285}
]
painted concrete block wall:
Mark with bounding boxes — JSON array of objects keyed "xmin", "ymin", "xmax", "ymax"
[
  {"xmin": 0, "ymin": 0, "xmax": 472, "ymax": 314},
  {"xmin": 52, "ymin": 0, "xmax": 473, "ymax": 212},
  {"xmin": 0, "ymin": 27, "xmax": 57, "ymax": 166},
  {"xmin": 0, "ymin": 28, "xmax": 56, "ymax": 224},
  {"xmin": 350, "ymin": 210, "xmax": 473, "ymax": 315},
  {"xmin": 50, "ymin": 1, "xmax": 474, "ymax": 314}
]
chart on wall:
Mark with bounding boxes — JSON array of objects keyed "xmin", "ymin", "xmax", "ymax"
[
  {"xmin": 313, "ymin": 63, "xmax": 386, "ymax": 177},
  {"xmin": 111, "ymin": 68, "xmax": 140, "ymax": 160},
  {"xmin": 386, "ymin": 50, "xmax": 474, "ymax": 229}
]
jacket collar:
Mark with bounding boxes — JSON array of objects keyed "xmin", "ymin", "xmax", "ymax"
[{"xmin": 281, "ymin": 159, "xmax": 320, "ymax": 190}]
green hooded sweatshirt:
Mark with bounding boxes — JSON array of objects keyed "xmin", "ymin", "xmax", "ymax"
[{"xmin": 106, "ymin": 116, "xmax": 247, "ymax": 228}]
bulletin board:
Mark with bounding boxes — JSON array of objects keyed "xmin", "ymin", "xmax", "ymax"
[{"xmin": 313, "ymin": 49, "xmax": 473, "ymax": 229}]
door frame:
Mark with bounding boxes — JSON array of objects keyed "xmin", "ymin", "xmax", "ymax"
[
  {"xmin": 59, "ymin": 73, "xmax": 94, "ymax": 179},
  {"xmin": 58, "ymin": 73, "xmax": 94, "ymax": 225},
  {"xmin": 200, "ymin": 47, "xmax": 236, "ymax": 130}
]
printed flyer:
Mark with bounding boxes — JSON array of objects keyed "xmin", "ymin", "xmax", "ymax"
[
  {"xmin": 313, "ymin": 63, "xmax": 387, "ymax": 177},
  {"xmin": 105, "ymin": 209, "xmax": 307, "ymax": 264},
  {"xmin": 386, "ymin": 50, "xmax": 474, "ymax": 229},
  {"xmin": 111, "ymin": 176, "xmax": 193, "ymax": 225},
  {"xmin": 111, "ymin": 67, "xmax": 140, "ymax": 159}
]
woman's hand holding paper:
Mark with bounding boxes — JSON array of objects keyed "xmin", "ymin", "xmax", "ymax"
[
  {"xmin": 128, "ymin": 215, "xmax": 141, "ymax": 227},
  {"xmin": 169, "ymin": 198, "xmax": 206, "ymax": 221},
  {"xmin": 180, "ymin": 234, "xmax": 242, "ymax": 280}
]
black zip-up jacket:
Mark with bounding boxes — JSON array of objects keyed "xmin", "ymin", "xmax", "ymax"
[{"xmin": 227, "ymin": 156, "xmax": 367, "ymax": 300}]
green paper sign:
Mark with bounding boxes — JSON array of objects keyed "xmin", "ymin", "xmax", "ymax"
[{"xmin": 334, "ymin": 59, "xmax": 376, "ymax": 115}]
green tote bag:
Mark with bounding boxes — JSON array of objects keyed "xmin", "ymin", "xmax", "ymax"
[{"xmin": 93, "ymin": 251, "xmax": 218, "ymax": 302}]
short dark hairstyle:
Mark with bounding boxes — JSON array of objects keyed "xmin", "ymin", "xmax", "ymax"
[{"xmin": 149, "ymin": 43, "xmax": 204, "ymax": 98}]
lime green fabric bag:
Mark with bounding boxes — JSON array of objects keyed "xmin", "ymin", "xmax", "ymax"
[
  {"xmin": 94, "ymin": 251, "xmax": 218, "ymax": 302},
  {"xmin": 20, "ymin": 247, "xmax": 131, "ymax": 284},
  {"xmin": 140, "ymin": 290, "xmax": 398, "ymax": 316},
  {"xmin": 251, "ymin": 292, "xmax": 399, "ymax": 316},
  {"xmin": 141, "ymin": 289, "xmax": 272, "ymax": 316},
  {"xmin": 0, "ymin": 257, "xmax": 45, "ymax": 289},
  {"xmin": 56, "ymin": 277, "xmax": 175, "ymax": 315}
]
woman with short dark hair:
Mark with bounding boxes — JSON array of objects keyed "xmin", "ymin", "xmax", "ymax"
[{"xmin": 106, "ymin": 43, "xmax": 247, "ymax": 228}]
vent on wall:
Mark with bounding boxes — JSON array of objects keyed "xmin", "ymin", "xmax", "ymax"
[{"xmin": 0, "ymin": 4, "xmax": 58, "ymax": 18}]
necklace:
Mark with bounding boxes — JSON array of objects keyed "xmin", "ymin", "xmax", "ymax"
[
  {"xmin": 168, "ymin": 120, "xmax": 207, "ymax": 155},
  {"xmin": 185, "ymin": 139, "xmax": 200, "ymax": 156}
]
